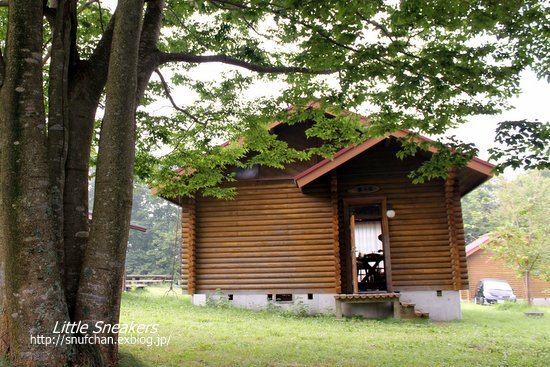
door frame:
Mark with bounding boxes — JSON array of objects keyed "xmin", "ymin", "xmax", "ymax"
[{"xmin": 343, "ymin": 196, "xmax": 393, "ymax": 293}]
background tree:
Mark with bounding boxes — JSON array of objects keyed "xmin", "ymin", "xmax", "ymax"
[
  {"xmin": 0, "ymin": 0, "xmax": 549, "ymax": 365},
  {"xmin": 461, "ymin": 178, "xmax": 501, "ymax": 244},
  {"xmin": 482, "ymin": 171, "xmax": 550, "ymax": 305},
  {"xmin": 126, "ymin": 183, "xmax": 181, "ymax": 276}
]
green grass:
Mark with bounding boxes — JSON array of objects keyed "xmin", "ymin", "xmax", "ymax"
[{"xmin": 119, "ymin": 288, "xmax": 549, "ymax": 367}]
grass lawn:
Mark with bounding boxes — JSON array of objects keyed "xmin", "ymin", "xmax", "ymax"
[{"xmin": 118, "ymin": 288, "xmax": 549, "ymax": 367}]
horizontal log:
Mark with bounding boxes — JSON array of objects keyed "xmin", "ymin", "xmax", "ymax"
[
  {"xmin": 392, "ymin": 268, "xmax": 451, "ymax": 275},
  {"xmin": 382, "ymin": 192, "xmax": 446, "ymax": 201},
  {"xmin": 392, "ymin": 252, "xmax": 450, "ymax": 259},
  {"xmin": 390, "ymin": 246, "xmax": 451, "ymax": 253},
  {"xmin": 197, "ymin": 201, "xmax": 332, "ymax": 213},
  {"xmin": 195, "ymin": 234, "xmax": 334, "ymax": 245},
  {"xmin": 194, "ymin": 239, "xmax": 334, "ymax": 248},
  {"xmin": 393, "ymin": 273, "xmax": 453, "ymax": 281},
  {"xmin": 385, "ymin": 208, "xmax": 447, "ymax": 216},
  {"xmin": 195, "ymin": 261, "xmax": 335, "ymax": 269},
  {"xmin": 196, "ymin": 228, "xmax": 333, "ymax": 239},
  {"xmin": 199, "ymin": 213, "xmax": 334, "ymax": 224},
  {"xmin": 388, "ymin": 200, "xmax": 446, "ymax": 208},
  {"xmin": 391, "ymin": 256, "xmax": 451, "ymax": 264},
  {"xmin": 196, "ymin": 221, "xmax": 332, "ymax": 232},
  {"xmin": 197, "ymin": 277, "xmax": 336, "ymax": 285},
  {"xmin": 197, "ymin": 249, "xmax": 335, "ymax": 259},
  {"xmin": 197, "ymin": 255, "xmax": 335, "ymax": 264},
  {"xmin": 390, "ymin": 234, "xmax": 450, "ymax": 242},
  {"xmin": 388, "ymin": 218, "xmax": 449, "ymax": 226},
  {"xmin": 389, "ymin": 240, "xmax": 448, "ymax": 247},
  {"xmin": 393, "ymin": 279, "xmax": 454, "ymax": 286},
  {"xmin": 200, "ymin": 195, "xmax": 330, "ymax": 206},
  {"xmin": 196, "ymin": 244, "xmax": 334, "ymax": 254},
  {"xmin": 391, "ymin": 262, "xmax": 450, "ymax": 269},
  {"xmin": 197, "ymin": 266, "xmax": 335, "ymax": 274},
  {"xmin": 390, "ymin": 228, "xmax": 450, "ymax": 236},
  {"xmin": 197, "ymin": 207, "xmax": 333, "ymax": 217},
  {"xmin": 199, "ymin": 272, "xmax": 336, "ymax": 280}
]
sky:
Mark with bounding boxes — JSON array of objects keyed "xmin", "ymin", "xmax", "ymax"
[{"xmin": 451, "ymin": 71, "xmax": 549, "ymax": 161}]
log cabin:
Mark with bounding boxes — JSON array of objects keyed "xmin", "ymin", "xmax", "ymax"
[
  {"xmin": 461, "ymin": 234, "xmax": 550, "ymax": 305},
  {"xmin": 167, "ymin": 120, "xmax": 494, "ymax": 320}
]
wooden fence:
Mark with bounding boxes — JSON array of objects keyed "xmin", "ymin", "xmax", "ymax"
[{"xmin": 123, "ymin": 274, "xmax": 175, "ymax": 290}]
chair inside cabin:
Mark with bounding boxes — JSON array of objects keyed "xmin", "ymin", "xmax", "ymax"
[{"xmin": 357, "ymin": 252, "xmax": 385, "ymax": 291}]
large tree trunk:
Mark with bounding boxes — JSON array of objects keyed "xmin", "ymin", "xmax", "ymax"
[
  {"xmin": 63, "ymin": 14, "xmax": 115, "ymax": 318},
  {"xmin": 74, "ymin": 1, "xmax": 144, "ymax": 365},
  {"xmin": 0, "ymin": 1, "xmax": 163, "ymax": 364},
  {"xmin": 0, "ymin": 0, "xmax": 71, "ymax": 364}
]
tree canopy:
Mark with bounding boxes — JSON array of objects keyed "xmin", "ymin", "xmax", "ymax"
[{"xmin": 134, "ymin": 0, "xmax": 550, "ymax": 198}]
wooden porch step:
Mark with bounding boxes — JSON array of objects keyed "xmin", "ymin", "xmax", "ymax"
[{"xmin": 399, "ymin": 302, "xmax": 429, "ymax": 319}]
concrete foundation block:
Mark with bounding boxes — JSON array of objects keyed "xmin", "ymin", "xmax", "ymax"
[
  {"xmin": 399, "ymin": 290, "xmax": 461, "ymax": 320},
  {"xmin": 193, "ymin": 294, "xmax": 207, "ymax": 306}
]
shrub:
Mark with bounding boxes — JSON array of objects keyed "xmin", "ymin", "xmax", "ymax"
[{"xmin": 205, "ymin": 289, "xmax": 232, "ymax": 309}]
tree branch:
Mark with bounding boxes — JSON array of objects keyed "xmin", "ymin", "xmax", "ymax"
[
  {"xmin": 159, "ymin": 52, "xmax": 335, "ymax": 75},
  {"xmin": 135, "ymin": 0, "xmax": 165, "ymax": 105},
  {"xmin": 207, "ymin": 0, "xmax": 257, "ymax": 12},
  {"xmin": 154, "ymin": 68, "xmax": 204, "ymax": 128},
  {"xmin": 356, "ymin": 11, "xmax": 394, "ymax": 41}
]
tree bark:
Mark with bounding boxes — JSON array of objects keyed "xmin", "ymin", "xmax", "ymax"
[
  {"xmin": 47, "ymin": 0, "xmax": 77, "ymax": 280},
  {"xmin": 0, "ymin": 0, "xmax": 71, "ymax": 364},
  {"xmin": 136, "ymin": 0, "xmax": 165, "ymax": 104},
  {"xmin": 74, "ymin": 1, "xmax": 144, "ymax": 365},
  {"xmin": 63, "ymin": 14, "xmax": 115, "ymax": 318}
]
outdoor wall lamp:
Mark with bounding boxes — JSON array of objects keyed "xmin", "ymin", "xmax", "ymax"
[{"xmin": 386, "ymin": 204, "xmax": 395, "ymax": 219}]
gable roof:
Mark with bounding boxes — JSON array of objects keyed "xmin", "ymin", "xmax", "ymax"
[
  {"xmin": 159, "ymin": 108, "xmax": 495, "ymax": 202},
  {"xmin": 465, "ymin": 234, "xmax": 491, "ymax": 256},
  {"xmin": 293, "ymin": 129, "xmax": 494, "ymax": 195}
]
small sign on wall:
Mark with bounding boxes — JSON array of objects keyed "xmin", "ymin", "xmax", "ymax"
[{"xmin": 348, "ymin": 184, "xmax": 380, "ymax": 194}]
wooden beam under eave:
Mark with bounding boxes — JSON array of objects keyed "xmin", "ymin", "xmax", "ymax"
[
  {"xmin": 445, "ymin": 170, "xmax": 462, "ymax": 291},
  {"xmin": 330, "ymin": 172, "xmax": 341, "ymax": 293}
]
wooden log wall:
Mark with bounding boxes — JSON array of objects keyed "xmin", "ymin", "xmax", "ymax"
[
  {"xmin": 180, "ymin": 197, "xmax": 196, "ymax": 293},
  {"xmin": 337, "ymin": 143, "xmax": 468, "ymax": 292},
  {"xmin": 182, "ymin": 179, "xmax": 339, "ymax": 294}
]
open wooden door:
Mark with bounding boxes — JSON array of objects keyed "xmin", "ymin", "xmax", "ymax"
[
  {"xmin": 344, "ymin": 198, "xmax": 393, "ymax": 294},
  {"xmin": 350, "ymin": 214, "xmax": 358, "ymax": 294}
]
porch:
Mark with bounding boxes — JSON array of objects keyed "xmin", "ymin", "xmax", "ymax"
[{"xmin": 334, "ymin": 293, "xmax": 401, "ymax": 319}]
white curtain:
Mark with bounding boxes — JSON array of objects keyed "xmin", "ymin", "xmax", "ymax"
[{"xmin": 354, "ymin": 221, "xmax": 382, "ymax": 255}]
